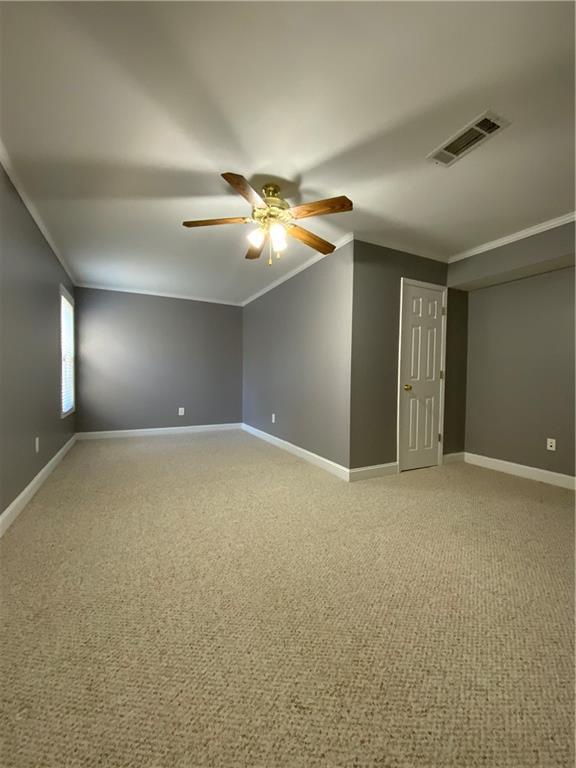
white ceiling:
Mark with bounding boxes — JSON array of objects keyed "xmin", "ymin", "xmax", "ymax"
[{"xmin": 1, "ymin": 1, "xmax": 574, "ymax": 305}]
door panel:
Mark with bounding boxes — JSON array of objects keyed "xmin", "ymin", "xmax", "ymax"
[{"xmin": 398, "ymin": 280, "xmax": 446, "ymax": 471}]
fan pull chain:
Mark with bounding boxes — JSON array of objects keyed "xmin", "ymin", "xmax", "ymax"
[{"xmin": 268, "ymin": 237, "xmax": 272, "ymax": 266}]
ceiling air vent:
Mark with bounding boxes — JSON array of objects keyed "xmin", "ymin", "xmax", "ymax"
[{"xmin": 428, "ymin": 111, "xmax": 509, "ymax": 167}]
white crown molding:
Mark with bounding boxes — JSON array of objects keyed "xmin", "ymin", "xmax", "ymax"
[
  {"xmin": 77, "ymin": 423, "xmax": 242, "ymax": 439},
  {"xmin": 0, "ymin": 435, "xmax": 76, "ymax": 538},
  {"xmin": 448, "ymin": 212, "xmax": 576, "ymax": 264},
  {"xmin": 76, "ymin": 283, "xmax": 242, "ymax": 307},
  {"xmin": 464, "ymin": 452, "xmax": 575, "ymax": 490},
  {"xmin": 77, "ymin": 235, "xmax": 356, "ymax": 309},
  {"xmin": 0, "ymin": 140, "xmax": 77, "ymax": 283},
  {"xmin": 240, "ymin": 233, "xmax": 354, "ymax": 306}
]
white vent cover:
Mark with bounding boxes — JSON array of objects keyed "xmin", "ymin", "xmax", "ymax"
[{"xmin": 428, "ymin": 111, "xmax": 509, "ymax": 167}]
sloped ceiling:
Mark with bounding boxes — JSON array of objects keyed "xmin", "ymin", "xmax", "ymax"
[{"xmin": 1, "ymin": 1, "xmax": 574, "ymax": 304}]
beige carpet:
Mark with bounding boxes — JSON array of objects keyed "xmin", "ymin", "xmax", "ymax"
[{"xmin": 1, "ymin": 432, "xmax": 574, "ymax": 768}]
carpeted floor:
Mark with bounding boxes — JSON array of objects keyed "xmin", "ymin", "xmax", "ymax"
[{"xmin": 1, "ymin": 432, "xmax": 574, "ymax": 768}]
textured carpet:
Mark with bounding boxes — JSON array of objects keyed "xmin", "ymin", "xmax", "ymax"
[{"xmin": 1, "ymin": 432, "xmax": 574, "ymax": 768}]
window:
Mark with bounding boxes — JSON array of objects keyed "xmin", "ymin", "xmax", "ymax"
[{"xmin": 60, "ymin": 286, "xmax": 75, "ymax": 417}]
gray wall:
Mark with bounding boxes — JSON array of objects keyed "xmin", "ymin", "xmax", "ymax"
[
  {"xmin": 349, "ymin": 240, "xmax": 466, "ymax": 468},
  {"xmin": 243, "ymin": 242, "xmax": 354, "ymax": 467},
  {"xmin": 4, "ymin": 177, "xmax": 570, "ymax": 487},
  {"xmin": 443, "ymin": 288, "xmax": 468, "ymax": 455},
  {"xmin": 76, "ymin": 288, "xmax": 242, "ymax": 432},
  {"xmin": 0, "ymin": 167, "xmax": 75, "ymax": 512},
  {"xmin": 466, "ymin": 267, "xmax": 575, "ymax": 475}
]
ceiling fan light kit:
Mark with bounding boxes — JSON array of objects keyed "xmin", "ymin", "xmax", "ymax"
[
  {"xmin": 249, "ymin": 184, "xmax": 292, "ymax": 265},
  {"xmin": 182, "ymin": 173, "xmax": 353, "ymax": 264}
]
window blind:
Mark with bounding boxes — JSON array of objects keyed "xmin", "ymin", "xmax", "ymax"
[{"xmin": 61, "ymin": 288, "xmax": 75, "ymax": 416}]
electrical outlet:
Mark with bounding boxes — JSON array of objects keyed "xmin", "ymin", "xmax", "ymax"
[
  {"xmin": 272, "ymin": 413, "xmax": 276, "ymax": 424},
  {"xmin": 178, "ymin": 407, "xmax": 185, "ymax": 416},
  {"xmin": 546, "ymin": 438, "xmax": 556, "ymax": 451},
  {"xmin": 35, "ymin": 437, "xmax": 40, "ymax": 454}
]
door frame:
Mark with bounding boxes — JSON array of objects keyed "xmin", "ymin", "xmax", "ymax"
[{"xmin": 396, "ymin": 278, "xmax": 448, "ymax": 472}]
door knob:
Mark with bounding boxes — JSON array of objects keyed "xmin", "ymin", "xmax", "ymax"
[{"xmin": 403, "ymin": 384, "xmax": 412, "ymax": 391}]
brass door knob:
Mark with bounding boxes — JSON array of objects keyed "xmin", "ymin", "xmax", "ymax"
[{"xmin": 403, "ymin": 384, "xmax": 412, "ymax": 391}]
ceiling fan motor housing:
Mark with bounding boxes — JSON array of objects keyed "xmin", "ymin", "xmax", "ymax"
[{"xmin": 253, "ymin": 184, "xmax": 293, "ymax": 227}]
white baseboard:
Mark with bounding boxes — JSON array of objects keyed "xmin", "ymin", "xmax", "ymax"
[
  {"xmin": 241, "ymin": 423, "xmax": 350, "ymax": 481},
  {"xmin": 4, "ymin": 433, "xmax": 568, "ymax": 543},
  {"xmin": 464, "ymin": 452, "xmax": 575, "ymax": 490},
  {"xmin": 443, "ymin": 452, "xmax": 465, "ymax": 464},
  {"xmin": 348, "ymin": 462, "xmax": 398, "ymax": 481},
  {"xmin": 77, "ymin": 423, "xmax": 243, "ymax": 439},
  {"xmin": 0, "ymin": 435, "xmax": 77, "ymax": 538}
]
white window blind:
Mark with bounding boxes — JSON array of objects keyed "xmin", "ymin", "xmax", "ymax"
[{"xmin": 61, "ymin": 287, "xmax": 75, "ymax": 416}]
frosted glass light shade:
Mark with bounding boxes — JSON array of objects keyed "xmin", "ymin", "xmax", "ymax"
[
  {"xmin": 247, "ymin": 228, "xmax": 265, "ymax": 248},
  {"xmin": 270, "ymin": 223, "xmax": 287, "ymax": 252}
]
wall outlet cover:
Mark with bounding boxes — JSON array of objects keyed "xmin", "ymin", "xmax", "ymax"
[
  {"xmin": 178, "ymin": 407, "xmax": 185, "ymax": 416},
  {"xmin": 546, "ymin": 438, "xmax": 556, "ymax": 451},
  {"xmin": 272, "ymin": 413, "xmax": 276, "ymax": 424},
  {"xmin": 35, "ymin": 437, "xmax": 40, "ymax": 454}
]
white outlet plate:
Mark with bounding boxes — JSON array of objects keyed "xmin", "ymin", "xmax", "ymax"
[
  {"xmin": 546, "ymin": 438, "xmax": 556, "ymax": 451},
  {"xmin": 178, "ymin": 407, "xmax": 185, "ymax": 416},
  {"xmin": 35, "ymin": 437, "xmax": 40, "ymax": 454},
  {"xmin": 272, "ymin": 413, "xmax": 276, "ymax": 424}
]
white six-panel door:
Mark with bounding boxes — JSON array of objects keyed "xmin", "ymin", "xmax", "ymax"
[{"xmin": 397, "ymin": 279, "xmax": 447, "ymax": 472}]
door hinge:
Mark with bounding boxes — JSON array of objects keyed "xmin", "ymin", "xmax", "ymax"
[
  {"xmin": 438, "ymin": 433, "xmax": 442, "ymax": 442},
  {"xmin": 439, "ymin": 370, "xmax": 444, "ymax": 380},
  {"xmin": 441, "ymin": 306, "xmax": 446, "ymax": 316}
]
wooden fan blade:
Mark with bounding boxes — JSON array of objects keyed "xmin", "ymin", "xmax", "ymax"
[
  {"xmin": 245, "ymin": 234, "xmax": 267, "ymax": 260},
  {"xmin": 289, "ymin": 196, "xmax": 353, "ymax": 220},
  {"xmin": 221, "ymin": 172, "xmax": 267, "ymax": 208},
  {"xmin": 182, "ymin": 216, "xmax": 249, "ymax": 228},
  {"xmin": 288, "ymin": 225, "xmax": 336, "ymax": 255}
]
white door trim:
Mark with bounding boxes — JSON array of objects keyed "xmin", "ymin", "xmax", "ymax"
[{"xmin": 397, "ymin": 278, "xmax": 448, "ymax": 472}]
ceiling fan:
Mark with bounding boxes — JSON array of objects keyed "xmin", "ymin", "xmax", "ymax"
[{"xmin": 182, "ymin": 173, "xmax": 353, "ymax": 265}]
